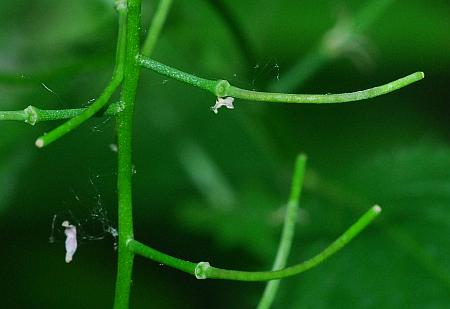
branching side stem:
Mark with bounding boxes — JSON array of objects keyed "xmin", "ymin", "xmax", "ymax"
[
  {"xmin": 0, "ymin": 102, "xmax": 123, "ymax": 125},
  {"xmin": 196, "ymin": 205, "xmax": 381, "ymax": 281},
  {"xmin": 138, "ymin": 55, "xmax": 424, "ymax": 104},
  {"xmin": 34, "ymin": 6, "xmax": 127, "ymax": 148},
  {"xmin": 127, "ymin": 240, "xmax": 198, "ymax": 274},
  {"xmin": 129, "ymin": 205, "xmax": 381, "ymax": 281}
]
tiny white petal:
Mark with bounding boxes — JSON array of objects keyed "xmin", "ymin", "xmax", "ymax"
[
  {"xmin": 211, "ymin": 97, "xmax": 234, "ymax": 114},
  {"xmin": 62, "ymin": 221, "xmax": 77, "ymax": 263}
]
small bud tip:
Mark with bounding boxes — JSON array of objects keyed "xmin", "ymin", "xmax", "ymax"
[
  {"xmin": 373, "ymin": 205, "xmax": 382, "ymax": 213},
  {"xmin": 35, "ymin": 138, "xmax": 44, "ymax": 148}
]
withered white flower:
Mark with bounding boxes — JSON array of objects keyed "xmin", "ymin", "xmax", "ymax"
[
  {"xmin": 62, "ymin": 220, "xmax": 77, "ymax": 263},
  {"xmin": 211, "ymin": 97, "xmax": 234, "ymax": 114}
]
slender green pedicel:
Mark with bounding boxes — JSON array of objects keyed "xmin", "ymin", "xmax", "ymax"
[{"xmin": 138, "ymin": 55, "xmax": 423, "ymax": 104}]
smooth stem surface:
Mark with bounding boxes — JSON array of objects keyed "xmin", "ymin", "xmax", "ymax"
[
  {"xmin": 226, "ymin": 72, "xmax": 423, "ymax": 103},
  {"xmin": 257, "ymin": 154, "xmax": 307, "ymax": 309},
  {"xmin": 34, "ymin": 6, "xmax": 127, "ymax": 148},
  {"xmin": 113, "ymin": 0, "xmax": 141, "ymax": 307},
  {"xmin": 141, "ymin": 0, "xmax": 173, "ymax": 57},
  {"xmin": 0, "ymin": 102, "xmax": 123, "ymax": 125},
  {"xmin": 138, "ymin": 55, "xmax": 218, "ymax": 93},
  {"xmin": 196, "ymin": 205, "xmax": 381, "ymax": 281},
  {"xmin": 138, "ymin": 56, "xmax": 424, "ymax": 104},
  {"xmin": 128, "ymin": 240, "xmax": 198, "ymax": 274}
]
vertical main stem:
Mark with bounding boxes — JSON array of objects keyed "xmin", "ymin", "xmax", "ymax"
[{"xmin": 114, "ymin": 0, "xmax": 142, "ymax": 308}]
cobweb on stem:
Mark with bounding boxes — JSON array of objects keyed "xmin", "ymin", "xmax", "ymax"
[
  {"xmin": 48, "ymin": 175, "xmax": 118, "ymax": 252},
  {"xmin": 250, "ymin": 58, "xmax": 281, "ymax": 90}
]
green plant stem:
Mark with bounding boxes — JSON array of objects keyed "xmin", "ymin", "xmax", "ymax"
[
  {"xmin": 129, "ymin": 205, "xmax": 380, "ymax": 281},
  {"xmin": 113, "ymin": 0, "xmax": 141, "ymax": 307},
  {"xmin": 196, "ymin": 205, "xmax": 381, "ymax": 281},
  {"xmin": 257, "ymin": 154, "xmax": 307, "ymax": 309},
  {"xmin": 141, "ymin": 0, "xmax": 173, "ymax": 57},
  {"xmin": 138, "ymin": 55, "xmax": 424, "ymax": 104},
  {"xmin": 269, "ymin": 0, "xmax": 396, "ymax": 92},
  {"xmin": 34, "ymin": 6, "xmax": 127, "ymax": 148},
  {"xmin": 225, "ymin": 72, "xmax": 422, "ymax": 103},
  {"xmin": 1, "ymin": 0, "xmax": 175, "ymax": 127},
  {"xmin": 34, "ymin": 77, "xmax": 122, "ymax": 147},
  {"xmin": 138, "ymin": 55, "xmax": 219, "ymax": 93},
  {"xmin": 128, "ymin": 240, "xmax": 198, "ymax": 274},
  {"xmin": 0, "ymin": 102, "xmax": 123, "ymax": 125}
]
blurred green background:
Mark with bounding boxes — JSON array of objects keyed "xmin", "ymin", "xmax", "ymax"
[{"xmin": 1, "ymin": 0, "xmax": 449, "ymax": 308}]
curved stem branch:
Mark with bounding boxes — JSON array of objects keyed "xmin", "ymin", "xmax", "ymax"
[
  {"xmin": 34, "ymin": 5, "xmax": 127, "ymax": 148},
  {"xmin": 34, "ymin": 74, "xmax": 122, "ymax": 148},
  {"xmin": 138, "ymin": 55, "xmax": 424, "ymax": 104},
  {"xmin": 129, "ymin": 205, "xmax": 381, "ymax": 281},
  {"xmin": 227, "ymin": 72, "xmax": 424, "ymax": 103},
  {"xmin": 197, "ymin": 205, "xmax": 381, "ymax": 281},
  {"xmin": 128, "ymin": 240, "xmax": 198, "ymax": 274},
  {"xmin": 257, "ymin": 154, "xmax": 307, "ymax": 309}
]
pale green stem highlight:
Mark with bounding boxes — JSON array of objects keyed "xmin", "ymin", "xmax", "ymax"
[
  {"xmin": 141, "ymin": 0, "xmax": 173, "ymax": 57},
  {"xmin": 138, "ymin": 55, "xmax": 424, "ymax": 104},
  {"xmin": 34, "ymin": 6, "xmax": 127, "ymax": 148},
  {"xmin": 257, "ymin": 154, "xmax": 307, "ymax": 309}
]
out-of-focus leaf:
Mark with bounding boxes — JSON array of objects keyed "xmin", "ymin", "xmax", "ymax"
[
  {"xmin": 177, "ymin": 187, "xmax": 281, "ymax": 262},
  {"xmin": 0, "ymin": 142, "xmax": 33, "ymax": 213}
]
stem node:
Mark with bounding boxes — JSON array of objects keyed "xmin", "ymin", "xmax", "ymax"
[
  {"xmin": 24, "ymin": 105, "xmax": 38, "ymax": 125},
  {"xmin": 195, "ymin": 262, "xmax": 211, "ymax": 279},
  {"xmin": 214, "ymin": 79, "xmax": 231, "ymax": 97}
]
